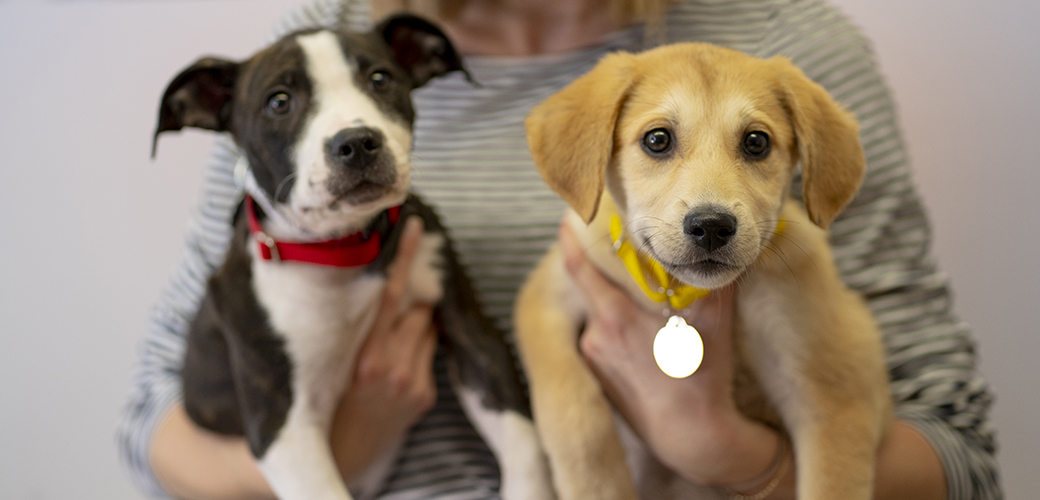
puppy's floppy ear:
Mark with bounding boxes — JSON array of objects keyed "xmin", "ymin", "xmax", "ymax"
[
  {"xmin": 774, "ymin": 57, "xmax": 866, "ymax": 228},
  {"xmin": 525, "ymin": 52, "xmax": 637, "ymax": 223},
  {"xmin": 378, "ymin": 14, "xmax": 469, "ymax": 87},
  {"xmin": 153, "ymin": 57, "xmax": 238, "ymax": 158}
]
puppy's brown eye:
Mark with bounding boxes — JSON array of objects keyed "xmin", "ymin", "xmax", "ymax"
[
  {"xmin": 266, "ymin": 92, "xmax": 291, "ymax": 115},
  {"xmin": 742, "ymin": 131, "xmax": 770, "ymax": 159},
  {"xmin": 643, "ymin": 128, "xmax": 672, "ymax": 154},
  {"xmin": 369, "ymin": 71, "xmax": 392, "ymax": 92}
]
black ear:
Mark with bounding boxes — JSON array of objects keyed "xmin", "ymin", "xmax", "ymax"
[
  {"xmin": 377, "ymin": 14, "xmax": 469, "ymax": 88},
  {"xmin": 152, "ymin": 57, "xmax": 239, "ymax": 158}
]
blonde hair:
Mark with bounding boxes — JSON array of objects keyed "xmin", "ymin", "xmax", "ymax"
[{"xmin": 370, "ymin": 0, "xmax": 671, "ymax": 33}]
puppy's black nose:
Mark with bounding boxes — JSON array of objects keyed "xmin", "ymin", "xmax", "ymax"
[
  {"xmin": 684, "ymin": 210, "xmax": 737, "ymax": 252},
  {"xmin": 326, "ymin": 127, "xmax": 385, "ymax": 170}
]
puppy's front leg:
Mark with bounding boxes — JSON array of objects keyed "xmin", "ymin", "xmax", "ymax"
[
  {"xmin": 258, "ymin": 416, "xmax": 353, "ymax": 500},
  {"xmin": 791, "ymin": 303, "xmax": 890, "ymax": 500},
  {"xmin": 515, "ymin": 247, "xmax": 638, "ymax": 500},
  {"xmin": 224, "ymin": 332, "xmax": 354, "ymax": 500},
  {"xmin": 738, "ymin": 299, "xmax": 886, "ymax": 500},
  {"xmin": 454, "ymin": 384, "xmax": 556, "ymax": 500},
  {"xmin": 738, "ymin": 213, "xmax": 890, "ymax": 500}
]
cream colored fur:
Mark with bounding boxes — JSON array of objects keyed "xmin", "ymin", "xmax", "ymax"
[{"xmin": 516, "ymin": 43, "xmax": 892, "ymax": 500}]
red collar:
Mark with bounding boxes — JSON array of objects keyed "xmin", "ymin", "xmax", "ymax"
[{"xmin": 245, "ymin": 196, "xmax": 401, "ymax": 267}]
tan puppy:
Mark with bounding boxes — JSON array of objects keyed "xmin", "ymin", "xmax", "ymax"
[{"xmin": 516, "ymin": 43, "xmax": 892, "ymax": 500}]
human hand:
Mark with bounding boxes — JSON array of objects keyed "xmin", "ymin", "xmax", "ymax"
[
  {"xmin": 330, "ymin": 216, "xmax": 439, "ymax": 483},
  {"xmin": 558, "ymin": 221, "xmax": 781, "ymax": 488}
]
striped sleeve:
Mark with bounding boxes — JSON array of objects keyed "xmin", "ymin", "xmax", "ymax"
[
  {"xmin": 114, "ymin": 136, "xmax": 242, "ymax": 498},
  {"xmin": 114, "ymin": 1, "xmax": 351, "ymax": 496},
  {"xmin": 756, "ymin": 1, "xmax": 1001, "ymax": 498}
]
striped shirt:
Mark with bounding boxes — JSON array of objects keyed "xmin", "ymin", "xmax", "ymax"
[{"xmin": 117, "ymin": 0, "xmax": 1002, "ymax": 498}]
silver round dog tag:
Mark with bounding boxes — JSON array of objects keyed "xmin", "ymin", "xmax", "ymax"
[{"xmin": 653, "ymin": 315, "xmax": 704, "ymax": 378}]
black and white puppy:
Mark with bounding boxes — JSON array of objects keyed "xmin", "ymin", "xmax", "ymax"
[{"xmin": 153, "ymin": 16, "xmax": 547, "ymax": 500}]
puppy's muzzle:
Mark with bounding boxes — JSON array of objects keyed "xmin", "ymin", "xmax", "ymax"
[
  {"xmin": 324, "ymin": 126, "xmax": 399, "ymax": 204},
  {"xmin": 326, "ymin": 126, "xmax": 388, "ymax": 172},
  {"xmin": 684, "ymin": 209, "xmax": 737, "ymax": 253}
]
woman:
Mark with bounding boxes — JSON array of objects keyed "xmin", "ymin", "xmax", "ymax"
[{"xmin": 118, "ymin": 0, "xmax": 1001, "ymax": 498}]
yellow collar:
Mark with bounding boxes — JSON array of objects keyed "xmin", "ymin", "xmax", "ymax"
[{"xmin": 609, "ymin": 215, "xmax": 786, "ymax": 310}]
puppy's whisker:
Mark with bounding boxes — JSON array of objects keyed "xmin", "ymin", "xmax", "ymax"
[
  {"xmin": 408, "ymin": 154, "xmax": 426, "ymax": 170},
  {"xmin": 274, "ymin": 172, "xmax": 298, "ymax": 203},
  {"xmin": 732, "ymin": 271, "xmax": 753, "ymax": 296},
  {"xmin": 637, "ymin": 234, "xmax": 658, "ymax": 256},
  {"xmin": 755, "ymin": 219, "xmax": 788, "ymax": 230},
  {"xmin": 625, "ymin": 216, "xmax": 665, "ymax": 242},
  {"xmin": 626, "ymin": 215, "xmax": 666, "ymax": 229},
  {"xmin": 771, "ymin": 232, "xmax": 814, "ymax": 269},
  {"xmin": 754, "ymin": 219, "xmax": 802, "ymax": 228},
  {"xmin": 629, "ymin": 223, "xmax": 661, "ymax": 234},
  {"xmin": 759, "ymin": 239, "xmax": 801, "ymax": 287}
]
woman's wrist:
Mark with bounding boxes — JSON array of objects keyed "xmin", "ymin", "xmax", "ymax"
[
  {"xmin": 653, "ymin": 409, "xmax": 782, "ymax": 486},
  {"xmin": 711, "ymin": 421, "xmax": 783, "ymax": 487},
  {"xmin": 150, "ymin": 403, "xmax": 276, "ymax": 500},
  {"xmin": 725, "ymin": 435, "xmax": 790, "ymax": 500}
]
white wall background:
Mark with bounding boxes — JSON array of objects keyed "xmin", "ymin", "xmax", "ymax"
[
  {"xmin": 0, "ymin": 1, "xmax": 1035, "ymax": 499},
  {"xmin": 826, "ymin": 2, "xmax": 1040, "ymax": 499}
]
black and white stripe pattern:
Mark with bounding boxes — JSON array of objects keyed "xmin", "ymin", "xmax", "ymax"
[{"xmin": 118, "ymin": 0, "xmax": 1001, "ymax": 498}]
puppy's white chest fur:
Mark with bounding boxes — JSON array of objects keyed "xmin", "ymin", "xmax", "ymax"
[{"xmin": 249, "ymin": 232, "xmax": 446, "ymax": 422}]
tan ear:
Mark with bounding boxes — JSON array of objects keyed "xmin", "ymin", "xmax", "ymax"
[
  {"xmin": 774, "ymin": 57, "xmax": 866, "ymax": 228},
  {"xmin": 525, "ymin": 52, "xmax": 637, "ymax": 223}
]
